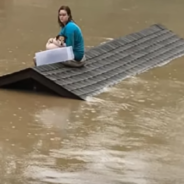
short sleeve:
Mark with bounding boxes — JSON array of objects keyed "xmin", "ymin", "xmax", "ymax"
[
  {"xmin": 59, "ymin": 28, "xmax": 64, "ymax": 36},
  {"xmin": 64, "ymin": 26, "xmax": 75, "ymax": 47}
]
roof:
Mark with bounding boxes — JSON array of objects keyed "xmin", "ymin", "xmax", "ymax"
[{"xmin": 0, "ymin": 24, "xmax": 184, "ymax": 100}]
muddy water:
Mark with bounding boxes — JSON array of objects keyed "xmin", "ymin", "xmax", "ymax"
[{"xmin": 0, "ymin": 0, "xmax": 184, "ymax": 183}]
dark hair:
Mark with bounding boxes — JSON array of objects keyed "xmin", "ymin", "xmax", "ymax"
[{"xmin": 58, "ymin": 5, "xmax": 74, "ymax": 28}]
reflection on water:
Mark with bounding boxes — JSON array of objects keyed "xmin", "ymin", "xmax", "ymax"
[{"xmin": 0, "ymin": 0, "xmax": 184, "ymax": 184}]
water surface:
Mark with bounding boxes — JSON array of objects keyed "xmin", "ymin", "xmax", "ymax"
[{"xmin": 0, "ymin": 0, "xmax": 184, "ymax": 183}]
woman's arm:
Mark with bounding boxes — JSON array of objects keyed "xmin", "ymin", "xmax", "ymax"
[
  {"xmin": 60, "ymin": 24, "xmax": 75, "ymax": 48},
  {"xmin": 65, "ymin": 29, "xmax": 74, "ymax": 48}
]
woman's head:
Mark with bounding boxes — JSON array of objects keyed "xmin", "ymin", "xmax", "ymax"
[{"xmin": 58, "ymin": 5, "xmax": 73, "ymax": 27}]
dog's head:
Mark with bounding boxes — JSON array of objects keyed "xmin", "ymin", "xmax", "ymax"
[{"xmin": 56, "ymin": 35, "xmax": 66, "ymax": 45}]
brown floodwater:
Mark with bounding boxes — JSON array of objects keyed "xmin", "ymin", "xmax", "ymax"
[{"xmin": 0, "ymin": 0, "xmax": 184, "ymax": 183}]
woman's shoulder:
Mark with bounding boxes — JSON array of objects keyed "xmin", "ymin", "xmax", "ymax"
[{"xmin": 66, "ymin": 21, "xmax": 80, "ymax": 30}]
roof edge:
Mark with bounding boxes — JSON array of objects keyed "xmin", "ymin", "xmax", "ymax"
[
  {"xmin": 0, "ymin": 68, "xmax": 33, "ymax": 87},
  {"xmin": 31, "ymin": 70, "xmax": 84, "ymax": 100}
]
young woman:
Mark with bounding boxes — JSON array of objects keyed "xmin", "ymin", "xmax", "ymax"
[{"xmin": 57, "ymin": 5, "xmax": 86, "ymax": 67}]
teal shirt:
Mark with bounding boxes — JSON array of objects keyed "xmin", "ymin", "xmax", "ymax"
[{"xmin": 59, "ymin": 21, "xmax": 84, "ymax": 61}]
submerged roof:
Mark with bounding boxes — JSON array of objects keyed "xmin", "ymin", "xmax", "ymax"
[{"xmin": 0, "ymin": 24, "xmax": 184, "ymax": 100}]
